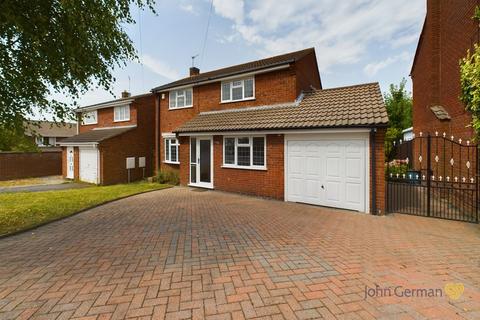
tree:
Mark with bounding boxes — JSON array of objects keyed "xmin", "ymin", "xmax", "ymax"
[
  {"xmin": 460, "ymin": 7, "xmax": 480, "ymax": 139},
  {"xmin": 0, "ymin": 120, "xmax": 38, "ymax": 152},
  {"xmin": 0, "ymin": 0, "xmax": 155, "ymax": 131},
  {"xmin": 384, "ymin": 79, "xmax": 413, "ymax": 160}
]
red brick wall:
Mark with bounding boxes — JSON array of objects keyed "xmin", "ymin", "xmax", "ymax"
[
  {"xmin": 371, "ymin": 128, "xmax": 386, "ymax": 214},
  {"xmin": 294, "ymin": 50, "xmax": 322, "ymax": 94},
  {"xmin": 0, "ymin": 151, "xmax": 62, "ymax": 181},
  {"xmin": 412, "ymin": 0, "xmax": 478, "ymax": 141},
  {"xmin": 79, "ymin": 97, "xmax": 143, "ymax": 133}
]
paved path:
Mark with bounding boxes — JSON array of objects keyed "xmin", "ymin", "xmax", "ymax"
[
  {"xmin": 0, "ymin": 182, "xmax": 89, "ymax": 193},
  {"xmin": 0, "ymin": 187, "xmax": 479, "ymax": 319}
]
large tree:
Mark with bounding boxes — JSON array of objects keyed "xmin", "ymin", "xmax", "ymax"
[
  {"xmin": 384, "ymin": 79, "xmax": 413, "ymax": 160},
  {"xmin": 0, "ymin": 0, "xmax": 154, "ymax": 130},
  {"xmin": 460, "ymin": 7, "xmax": 480, "ymax": 139}
]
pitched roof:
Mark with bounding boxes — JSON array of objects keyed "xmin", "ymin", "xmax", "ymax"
[
  {"xmin": 75, "ymin": 93, "xmax": 152, "ymax": 112},
  {"xmin": 152, "ymin": 48, "xmax": 315, "ymax": 92},
  {"xmin": 174, "ymin": 83, "xmax": 388, "ymax": 133},
  {"xmin": 25, "ymin": 120, "xmax": 77, "ymax": 137},
  {"xmin": 59, "ymin": 126, "xmax": 135, "ymax": 144}
]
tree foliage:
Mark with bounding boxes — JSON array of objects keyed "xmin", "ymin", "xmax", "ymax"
[
  {"xmin": 0, "ymin": 119, "xmax": 38, "ymax": 152},
  {"xmin": 384, "ymin": 79, "xmax": 413, "ymax": 160},
  {"xmin": 460, "ymin": 6, "xmax": 480, "ymax": 138},
  {"xmin": 0, "ymin": 0, "xmax": 155, "ymax": 130}
]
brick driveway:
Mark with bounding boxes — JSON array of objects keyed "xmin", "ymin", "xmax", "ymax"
[{"xmin": 1, "ymin": 187, "xmax": 479, "ymax": 320}]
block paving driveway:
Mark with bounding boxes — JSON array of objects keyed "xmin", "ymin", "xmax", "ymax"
[{"xmin": 1, "ymin": 187, "xmax": 480, "ymax": 319}]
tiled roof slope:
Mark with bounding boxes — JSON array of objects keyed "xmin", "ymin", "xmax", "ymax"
[
  {"xmin": 174, "ymin": 83, "xmax": 388, "ymax": 133},
  {"xmin": 25, "ymin": 120, "xmax": 77, "ymax": 137},
  {"xmin": 59, "ymin": 126, "xmax": 135, "ymax": 144},
  {"xmin": 152, "ymin": 48, "xmax": 315, "ymax": 92}
]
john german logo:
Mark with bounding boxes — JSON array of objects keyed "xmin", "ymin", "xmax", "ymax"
[{"xmin": 364, "ymin": 283, "xmax": 464, "ymax": 300}]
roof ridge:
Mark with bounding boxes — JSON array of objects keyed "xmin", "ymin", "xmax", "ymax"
[{"xmin": 318, "ymin": 82, "xmax": 380, "ymax": 92}]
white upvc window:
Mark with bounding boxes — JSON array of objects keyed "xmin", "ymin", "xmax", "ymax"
[
  {"xmin": 221, "ymin": 77, "xmax": 255, "ymax": 103},
  {"xmin": 82, "ymin": 110, "xmax": 98, "ymax": 125},
  {"xmin": 223, "ymin": 136, "xmax": 266, "ymax": 170},
  {"xmin": 169, "ymin": 88, "xmax": 193, "ymax": 109},
  {"xmin": 114, "ymin": 105, "xmax": 130, "ymax": 122},
  {"xmin": 165, "ymin": 138, "xmax": 180, "ymax": 164}
]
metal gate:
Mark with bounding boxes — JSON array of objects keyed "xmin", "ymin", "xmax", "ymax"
[{"xmin": 386, "ymin": 132, "xmax": 479, "ymax": 223}]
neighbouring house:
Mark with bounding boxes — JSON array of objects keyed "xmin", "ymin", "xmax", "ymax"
[
  {"xmin": 402, "ymin": 127, "xmax": 414, "ymax": 141},
  {"xmin": 25, "ymin": 120, "xmax": 77, "ymax": 148},
  {"xmin": 58, "ymin": 92, "xmax": 156, "ymax": 184},
  {"xmin": 411, "ymin": 0, "xmax": 479, "ymax": 140},
  {"xmin": 152, "ymin": 48, "xmax": 388, "ymax": 214}
]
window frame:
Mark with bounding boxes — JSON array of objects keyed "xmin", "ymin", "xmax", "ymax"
[
  {"xmin": 113, "ymin": 104, "xmax": 130, "ymax": 122},
  {"xmin": 222, "ymin": 136, "xmax": 266, "ymax": 170},
  {"xmin": 169, "ymin": 88, "xmax": 193, "ymax": 110},
  {"xmin": 220, "ymin": 77, "xmax": 255, "ymax": 103},
  {"xmin": 164, "ymin": 138, "xmax": 180, "ymax": 164},
  {"xmin": 82, "ymin": 110, "xmax": 98, "ymax": 125}
]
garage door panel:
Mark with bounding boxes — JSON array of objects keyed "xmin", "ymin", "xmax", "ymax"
[
  {"xmin": 286, "ymin": 135, "xmax": 367, "ymax": 212},
  {"xmin": 79, "ymin": 148, "xmax": 98, "ymax": 184}
]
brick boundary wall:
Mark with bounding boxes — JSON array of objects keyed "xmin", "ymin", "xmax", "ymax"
[{"xmin": 0, "ymin": 150, "xmax": 62, "ymax": 181}]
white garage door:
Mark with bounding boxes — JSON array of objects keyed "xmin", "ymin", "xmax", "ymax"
[
  {"xmin": 79, "ymin": 147, "xmax": 99, "ymax": 184},
  {"xmin": 286, "ymin": 133, "xmax": 368, "ymax": 212}
]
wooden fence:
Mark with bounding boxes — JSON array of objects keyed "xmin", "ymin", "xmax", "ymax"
[{"xmin": 0, "ymin": 150, "xmax": 62, "ymax": 181}]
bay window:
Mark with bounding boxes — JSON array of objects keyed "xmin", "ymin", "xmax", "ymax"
[
  {"xmin": 165, "ymin": 138, "xmax": 179, "ymax": 163},
  {"xmin": 221, "ymin": 77, "xmax": 255, "ymax": 103},
  {"xmin": 223, "ymin": 136, "xmax": 266, "ymax": 169},
  {"xmin": 169, "ymin": 88, "xmax": 193, "ymax": 109}
]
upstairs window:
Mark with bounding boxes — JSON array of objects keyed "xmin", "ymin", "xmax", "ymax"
[
  {"xmin": 221, "ymin": 77, "xmax": 255, "ymax": 103},
  {"xmin": 165, "ymin": 138, "xmax": 179, "ymax": 163},
  {"xmin": 169, "ymin": 88, "xmax": 193, "ymax": 109},
  {"xmin": 82, "ymin": 110, "xmax": 97, "ymax": 125},
  {"xmin": 114, "ymin": 105, "xmax": 130, "ymax": 122}
]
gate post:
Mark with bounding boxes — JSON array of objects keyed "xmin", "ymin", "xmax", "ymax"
[{"xmin": 427, "ymin": 134, "xmax": 432, "ymax": 217}]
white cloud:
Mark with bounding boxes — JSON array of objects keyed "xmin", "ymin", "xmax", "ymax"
[
  {"xmin": 364, "ymin": 51, "xmax": 411, "ymax": 77},
  {"xmin": 180, "ymin": 3, "xmax": 196, "ymax": 14},
  {"xmin": 211, "ymin": 0, "xmax": 425, "ymax": 72},
  {"xmin": 141, "ymin": 54, "xmax": 180, "ymax": 80},
  {"xmin": 212, "ymin": 0, "xmax": 244, "ymax": 24}
]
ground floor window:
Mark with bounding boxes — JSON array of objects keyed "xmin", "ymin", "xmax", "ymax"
[
  {"xmin": 165, "ymin": 138, "xmax": 179, "ymax": 163},
  {"xmin": 223, "ymin": 136, "xmax": 266, "ymax": 169}
]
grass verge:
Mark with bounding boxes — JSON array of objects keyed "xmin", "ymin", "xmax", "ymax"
[{"xmin": 0, "ymin": 182, "xmax": 170, "ymax": 236}]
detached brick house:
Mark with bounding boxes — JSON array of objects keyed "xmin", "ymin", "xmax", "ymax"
[
  {"xmin": 152, "ymin": 48, "xmax": 388, "ymax": 214},
  {"xmin": 59, "ymin": 92, "xmax": 155, "ymax": 184},
  {"xmin": 411, "ymin": 0, "xmax": 479, "ymax": 139}
]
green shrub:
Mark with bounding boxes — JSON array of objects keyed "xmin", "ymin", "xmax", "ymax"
[
  {"xmin": 386, "ymin": 161, "xmax": 409, "ymax": 178},
  {"xmin": 155, "ymin": 170, "xmax": 179, "ymax": 185}
]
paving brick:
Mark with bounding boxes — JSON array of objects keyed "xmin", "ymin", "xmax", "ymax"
[{"xmin": 0, "ymin": 188, "xmax": 479, "ymax": 320}]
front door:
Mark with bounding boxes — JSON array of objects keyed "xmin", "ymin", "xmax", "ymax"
[
  {"xmin": 189, "ymin": 137, "xmax": 213, "ymax": 189},
  {"xmin": 66, "ymin": 146, "xmax": 74, "ymax": 179}
]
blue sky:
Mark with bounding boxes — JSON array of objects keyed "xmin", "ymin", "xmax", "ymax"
[{"xmin": 53, "ymin": 0, "xmax": 427, "ymax": 110}]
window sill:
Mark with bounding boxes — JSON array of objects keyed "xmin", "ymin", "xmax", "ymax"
[
  {"xmin": 163, "ymin": 161, "xmax": 180, "ymax": 165},
  {"xmin": 82, "ymin": 123, "xmax": 98, "ymax": 126},
  {"xmin": 220, "ymin": 97, "xmax": 255, "ymax": 104},
  {"xmin": 113, "ymin": 119, "xmax": 130, "ymax": 123},
  {"xmin": 169, "ymin": 106, "xmax": 193, "ymax": 111},
  {"xmin": 221, "ymin": 165, "xmax": 267, "ymax": 171}
]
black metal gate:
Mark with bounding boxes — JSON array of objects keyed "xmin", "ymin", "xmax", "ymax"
[{"xmin": 386, "ymin": 132, "xmax": 479, "ymax": 223}]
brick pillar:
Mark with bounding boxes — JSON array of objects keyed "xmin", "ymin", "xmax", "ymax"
[{"xmin": 372, "ymin": 128, "xmax": 386, "ymax": 215}]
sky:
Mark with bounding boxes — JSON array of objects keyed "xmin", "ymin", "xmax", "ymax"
[{"xmin": 43, "ymin": 0, "xmax": 427, "ymax": 117}]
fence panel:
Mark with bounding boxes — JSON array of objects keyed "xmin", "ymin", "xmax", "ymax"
[{"xmin": 0, "ymin": 150, "xmax": 62, "ymax": 181}]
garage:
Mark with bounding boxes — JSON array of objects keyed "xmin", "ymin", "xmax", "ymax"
[
  {"xmin": 285, "ymin": 132, "xmax": 369, "ymax": 212},
  {"xmin": 79, "ymin": 147, "xmax": 99, "ymax": 184}
]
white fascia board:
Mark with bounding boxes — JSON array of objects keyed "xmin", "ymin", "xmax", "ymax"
[
  {"xmin": 177, "ymin": 128, "xmax": 371, "ymax": 137},
  {"xmin": 75, "ymin": 99, "xmax": 134, "ymax": 112},
  {"xmin": 161, "ymin": 132, "xmax": 177, "ymax": 138},
  {"xmin": 58, "ymin": 142, "xmax": 99, "ymax": 147},
  {"xmin": 157, "ymin": 64, "xmax": 290, "ymax": 92}
]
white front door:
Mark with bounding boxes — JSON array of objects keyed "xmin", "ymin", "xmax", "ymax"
[
  {"xmin": 66, "ymin": 147, "xmax": 74, "ymax": 179},
  {"xmin": 79, "ymin": 147, "xmax": 99, "ymax": 184},
  {"xmin": 286, "ymin": 133, "xmax": 368, "ymax": 212},
  {"xmin": 189, "ymin": 137, "xmax": 213, "ymax": 189}
]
